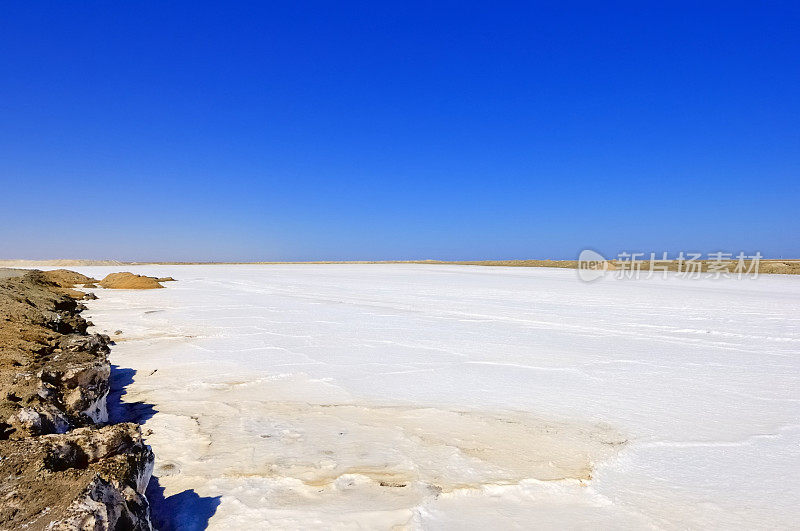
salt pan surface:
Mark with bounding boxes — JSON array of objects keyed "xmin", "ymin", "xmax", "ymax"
[{"xmin": 65, "ymin": 265, "xmax": 800, "ymax": 529}]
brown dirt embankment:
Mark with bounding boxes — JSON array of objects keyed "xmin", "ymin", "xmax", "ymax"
[
  {"xmin": 1, "ymin": 423, "xmax": 153, "ymax": 530},
  {"xmin": 0, "ymin": 269, "xmax": 155, "ymax": 529}
]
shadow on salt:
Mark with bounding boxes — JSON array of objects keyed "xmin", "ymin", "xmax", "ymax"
[
  {"xmin": 109, "ymin": 365, "xmax": 220, "ymax": 530},
  {"xmin": 147, "ymin": 477, "xmax": 221, "ymax": 531}
]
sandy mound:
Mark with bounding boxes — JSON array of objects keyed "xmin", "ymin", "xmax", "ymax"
[
  {"xmin": 41, "ymin": 269, "xmax": 98, "ymax": 288},
  {"xmin": 99, "ymin": 272, "xmax": 164, "ymax": 289},
  {"xmin": 36, "ymin": 270, "xmax": 98, "ymax": 300}
]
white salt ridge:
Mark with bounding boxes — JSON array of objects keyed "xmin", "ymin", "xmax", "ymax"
[
  {"xmin": 81, "ymin": 389, "xmax": 109, "ymax": 424},
  {"xmin": 62, "ymin": 264, "xmax": 800, "ymax": 529}
]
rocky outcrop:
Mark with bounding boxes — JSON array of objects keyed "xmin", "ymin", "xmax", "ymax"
[
  {"xmin": 0, "ymin": 269, "xmax": 155, "ymax": 530},
  {"xmin": 0, "ymin": 423, "xmax": 154, "ymax": 530},
  {"xmin": 0, "ymin": 270, "xmax": 110, "ymax": 438}
]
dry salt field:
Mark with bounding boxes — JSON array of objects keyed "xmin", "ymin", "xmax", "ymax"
[{"xmin": 60, "ymin": 264, "xmax": 800, "ymax": 530}]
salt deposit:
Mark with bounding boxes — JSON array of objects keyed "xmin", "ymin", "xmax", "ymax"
[{"xmin": 62, "ymin": 264, "xmax": 800, "ymax": 529}]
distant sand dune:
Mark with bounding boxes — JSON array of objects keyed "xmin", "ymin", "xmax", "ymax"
[{"xmin": 1, "ymin": 258, "xmax": 798, "ymax": 274}]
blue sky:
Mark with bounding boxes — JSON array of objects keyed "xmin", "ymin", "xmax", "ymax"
[{"xmin": 1, "ymin": 2, "xmax": 798, "ymax": 261}]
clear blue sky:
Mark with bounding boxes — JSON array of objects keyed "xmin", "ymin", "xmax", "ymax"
[{"xmin": 1, "ymin": 2, "xmax": 798, "ymax": 261}]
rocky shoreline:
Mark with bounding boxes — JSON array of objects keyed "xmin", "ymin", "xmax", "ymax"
[{"xmin": 0, "ymin": 269, "xmax": 161, "ymax": 530}]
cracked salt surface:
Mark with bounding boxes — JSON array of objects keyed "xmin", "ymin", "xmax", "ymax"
[{"xmin": 67, "ymin": 264, "xmax": 799, "ymax": 529}]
